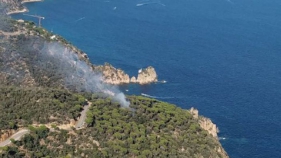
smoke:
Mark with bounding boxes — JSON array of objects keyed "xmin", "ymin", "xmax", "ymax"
[
  {"xmin": 0, "ymin": 6, "xmax": 130, "ymax": 107},
  {"xmin": 38, "ymin": 42, "xmax": 130, "ymax": 108},
  {"xmin": 0, "ymin": 6, "xmax": 13, "ymax": 32}
]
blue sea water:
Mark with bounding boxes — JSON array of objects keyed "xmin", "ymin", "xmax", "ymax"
[{"xmin": 11, "ymin": 0, "xmax": 281, "ymax": 157}]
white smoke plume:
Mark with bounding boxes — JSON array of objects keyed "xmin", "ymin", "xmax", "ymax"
[
  {"xmin": 38, "ymin": 42, "xmax": 130, "ymax": 108},
  {"xmin": 0, "ymin": 7, "xmax": 130, "ymax": 107}
]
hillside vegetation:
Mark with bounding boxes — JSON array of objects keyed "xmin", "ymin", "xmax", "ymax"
[
  {"xmin": 0, "ymin": 86, "xmax": 86, "ymax": 131},
  {"xmin": 0, "ymin": 7, "xmax": 228, "ymax": 158},
  {"xmin": 0, "ymin": 88, "xmax": 227, "ymax": 157}
]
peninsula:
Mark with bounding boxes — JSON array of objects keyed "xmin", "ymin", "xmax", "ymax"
[{"xmin": 0, "ymin": 0, "xmax": 228, "ymax": 157}]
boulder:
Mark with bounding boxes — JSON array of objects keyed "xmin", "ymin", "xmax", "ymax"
[
  {"xmin": 130, "ymin": 76, "xmax": 137, "ymax": 83},
  {"xmin": 96, "ymin": 64, "xmax": 158, "ymax": 85},
  {"xmin": 97, "ymin": 63, "xmax": 130, "ymax": 84},
  {"xmin": 136, "ymin": 66, "xmax": 158, "ymax": 84},
  {"xmin": 190, "ymin": 107, "xmax": 219, "ymax": 138}
]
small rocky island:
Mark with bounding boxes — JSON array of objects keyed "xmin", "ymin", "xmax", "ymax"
[
  {"xmin": 131, "ymin": 66, "xmax": 158, "ymax": 84},
  {"xmin": 96, "ymin": 63, "xmax": 158, "ymax": 85}
]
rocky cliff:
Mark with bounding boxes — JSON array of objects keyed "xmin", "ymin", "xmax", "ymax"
[
  {"xmin": 190, "ymin": 107, "xmax": 227, "ymax": 157},
  {"xmin": 0, "ymin": 16, "xmax": 157, "ymax": 86},
  {"xmin": 190, "ymin": 107, "xmax": 219, "ymax": 138},
  {"xmin": 95, "ymin": 63, "xmax": 158, "ymax": 85},
  {"xmin": 199, "ymin": 117, "xmax": 219, "ymax": 138},
  {"xmin": 0, "ymin": 0, "xmax": 159, "ymax": 86},
  {"xmin": 131, "ymin": 66, "xmax": 158, "ymax": 84},
  {"xmin": 0, "ymin": 0, "xmax": 158, "ymax": 85},
  {"xmin": 94, "ymin": 63, "xmax": 130, "ymax": 84}
]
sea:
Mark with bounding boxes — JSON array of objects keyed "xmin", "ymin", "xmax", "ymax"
[{"xmin": 11, "ymin": 0, "xmax": 281, "ymax": 157}]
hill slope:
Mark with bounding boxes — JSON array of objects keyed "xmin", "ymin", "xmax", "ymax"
[
  {"xmin": 0, "ymin": 1, "xmax": 228, "ymax": 157},
  {"xmin": 0, "ymin": 88, "xmax": 228, "ymax": 157}
]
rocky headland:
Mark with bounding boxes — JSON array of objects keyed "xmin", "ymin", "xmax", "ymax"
[
  {"xmin": 0, "ymin": 1, "xmax": 228, "ymax": 157},
  {"xmin": 0, "ymin": 3, "xmax": 158, "ymax": 86},
  {"xmin": 0, "ymin": 0, "xmax": 42, "ymax": 15},
  {"xmin": 190, "ymin": 107, "xmax": 219, "ymax": 138},
  {"xmin": 95, "ymin": 63, "xmax": 158, "ymax": 85}
]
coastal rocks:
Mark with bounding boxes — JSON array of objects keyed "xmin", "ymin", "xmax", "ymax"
[
  {"xmin": 95, "ymin": 63, "xmax": 130, "ymax": 84},
  {"xmin": 131, "ymin": 66, "xmax": 158, "ymax": 84},
  {"xmin": 1, "ymin": 20, "xmax": 157, "ymax": 86},
  {"xmin": 199, "ymin": 117, "xmax": 219, "ymax": 138},
  {"xmin": 190, "ymin": 107, "xmax": 219, "ymax": 138},
  {"xmin": 130, "ymin": 76, "xmax": 137, "ymax": 83},
  {"xmin": 96, "ymin": 64, "xmax": 158, "ymax": 85},
  {"xmin": 190, "ymin": 107, "xmax": 199, "ymax": 119},
  {"xmin": 219, "ymin": 146, "xmax": 229, "ymax": 158}
]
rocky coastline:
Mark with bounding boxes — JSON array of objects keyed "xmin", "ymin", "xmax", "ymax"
[
  {"xmin": 190, "ymin": 107, "xmax": 228, "ymax": 156},
  {"xmin": 0, "ymin": 1, "xmax": 228, "ymax": 157},
  {"xmin": 0, "ymin": 0, "xmax": 42, "ymax": 15},
  {"xmin": 95, "ymin": 63, "xmax": 158, "ymax": 85},
  {"xmin": 190, "ymin": 107, "xmax": 219, "ymax": 138},
  {"xmin": 131, "ymin": 66, "xmax": 158, "ymax": 84},
  {"xmin": 0, "ymin": 0, "xmax": 158, "ymax": 85}
]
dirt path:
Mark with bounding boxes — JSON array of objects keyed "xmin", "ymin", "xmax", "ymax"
[
  {"xmin": 0, "ymin": 129, "xmax": 29, "ymax": 147},
  {"xmin": 75, "ymin": 101, "xmax": 92, "ymax": 129},
  {"xmin": 0, "ymin": 101, "xmax": 92, "ymax": 147}
]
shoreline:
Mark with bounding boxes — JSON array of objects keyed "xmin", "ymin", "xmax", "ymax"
[
  {"xmin": 6, "ymin": 0, "xmax": 43, "ymax": 15},
  {"xmin": 6, "ymin": 8, "xmax": 28, "ymax": 15},
  {"xmin": 4, "ymin": 0, "xmax": 159, "ymax": 86}
]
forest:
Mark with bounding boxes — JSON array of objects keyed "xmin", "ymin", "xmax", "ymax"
[
  {"xmin": 0, "ymin": 89, "xmax": 226, "ymax": 158},
  {"xmin": 0, "ymin": 86, "xmax": 86, "ymax": 131}
]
